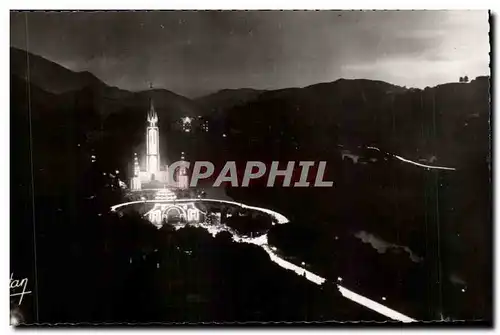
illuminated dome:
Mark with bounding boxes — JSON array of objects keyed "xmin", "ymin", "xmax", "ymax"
[{"xmin": 155, "ymin": 188, "xmax": 177, "ymax": 201}]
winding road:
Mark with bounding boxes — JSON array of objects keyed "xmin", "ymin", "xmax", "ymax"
[
  {"xmin": 366, "ymin": 146, "xmax": 456, "ymax": 171},
  {"xmin": 110, "ymin": 197, "xmax": 416, "ymax": 323}
]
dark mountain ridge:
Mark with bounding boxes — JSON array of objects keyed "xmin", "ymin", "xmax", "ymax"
[
  {"xmin": 11, "ymin": 47, "xmax": 106, "ymax": 94},
  {"xmin": 11, "ymin": 47, "xmax": 200, "ymax": 119},
  {"xmin": 224, "ymin": 75, "xmax": 489, "ymax": 166},
  {"xmin": 195, "ymin": 88, "xmax": 267, "ymax": 115},
  {"xmin": 11, "ymin": 45, "xmax": 491, "ymax": 168}
]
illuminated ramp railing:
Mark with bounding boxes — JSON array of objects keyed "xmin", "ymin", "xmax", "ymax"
[{"xmin": 110, "ymin": 198, "xmax": 289, "ymax": 224}]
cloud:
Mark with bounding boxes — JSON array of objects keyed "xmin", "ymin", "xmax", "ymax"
[
  {"xmin": 10, "ymin": 11, "xmax": 490, "ymax": 96},
  {"xmin": 354, "ymin": 230, "xmax": 423, "ymax": 263}
]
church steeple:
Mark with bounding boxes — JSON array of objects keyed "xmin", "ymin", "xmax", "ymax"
[
  {"xmin": 146, "ymin": 83, "xmax": 160, "ymax": 176},
  {"xmin": 147, "ymin": 83, "xmax": 158, "ymax": 127},
  {"xmin": 130, "ymin": 82, "xmax": 169, "ymax": 191},
  {"xmin": 147, "ymin": 82, "xmax": 158, "ymax": 127},
  {"xmin": 147, "ymin": 98, "xmax": 158, "ymax": 127}
]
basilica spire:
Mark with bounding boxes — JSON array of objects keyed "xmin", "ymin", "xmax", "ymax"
[
  {"xmin": 147, "ymin": 98, "xmax": 157, "ymax": 125},
  {"xmin": 147, "ymin": 83, "xmax": 158, "ymax": 126}
]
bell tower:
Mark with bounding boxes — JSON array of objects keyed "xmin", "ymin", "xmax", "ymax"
[
  {"xmin": 146, "ymin": 97, "xmax": 160, "ymax": 179},
  {"xmin": 131, "ymin": 83, "xmax": 170, "ymax": 190}
]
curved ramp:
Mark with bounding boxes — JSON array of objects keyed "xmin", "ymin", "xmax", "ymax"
[{"xmin": 110, "ymin": 198, "xmax": 289, "ymax": 224}]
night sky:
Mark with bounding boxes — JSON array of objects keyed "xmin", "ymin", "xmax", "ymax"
[{"xmin": 10, "ymin": 11, "xmax": 490, "ymax": 97}]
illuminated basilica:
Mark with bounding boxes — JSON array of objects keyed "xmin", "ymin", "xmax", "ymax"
[{"xmin": 130, "ymin": 98, "xmax": 189, "ymax": 191}]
